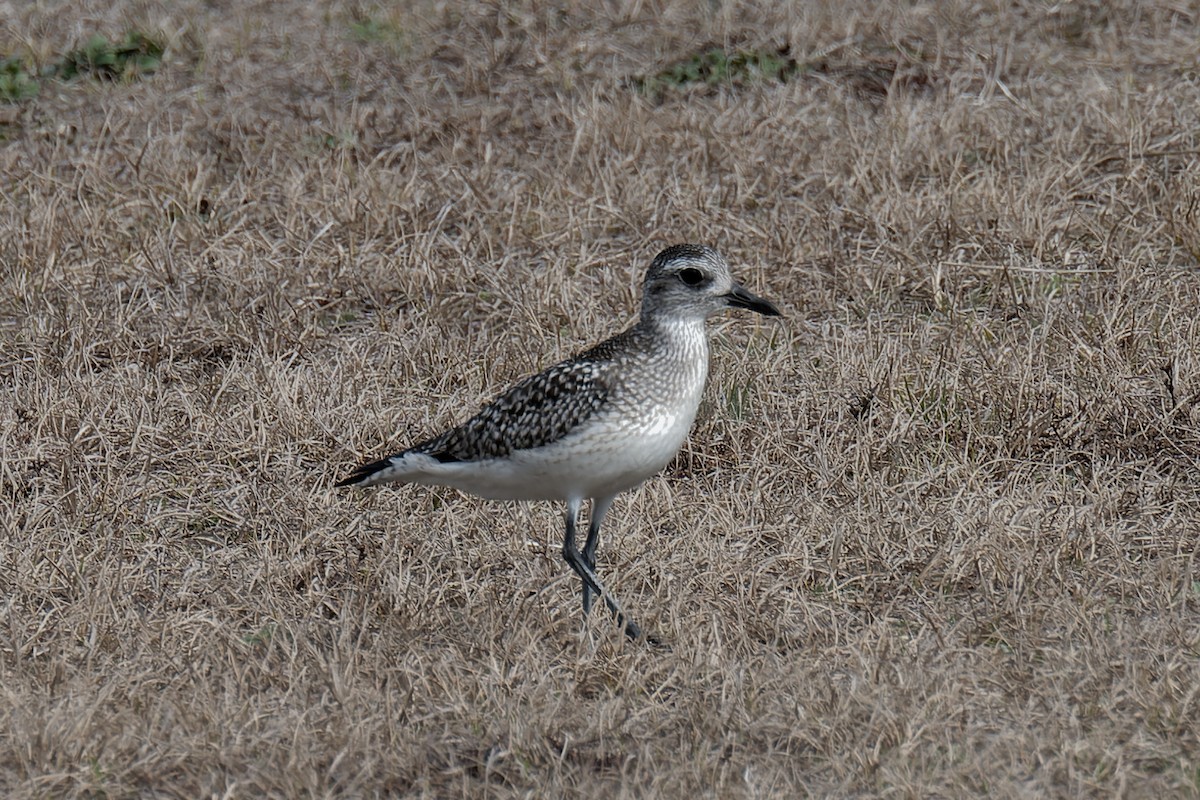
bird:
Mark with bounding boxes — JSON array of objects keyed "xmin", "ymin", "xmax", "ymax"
[{"xmin": 336, "ymin": 244, "xmax": 781, "ymax": 641}]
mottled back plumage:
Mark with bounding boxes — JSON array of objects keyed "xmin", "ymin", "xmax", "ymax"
[{"xmin": 414, "ymin": 357, "xmax": 611, "ymax": 462}]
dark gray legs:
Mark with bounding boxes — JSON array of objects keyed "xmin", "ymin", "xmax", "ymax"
[
  {"xmin": 581, "ymin": 495, "xmax": 614, "ymax": 616},
  {"xmin": 561, "ymin": 497, "xmax": 641, "ymax": 640}
]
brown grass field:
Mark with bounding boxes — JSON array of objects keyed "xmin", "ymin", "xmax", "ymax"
[{"xmin": 3, "ymin": 0, "xmax": 1200, "ymax": 796}]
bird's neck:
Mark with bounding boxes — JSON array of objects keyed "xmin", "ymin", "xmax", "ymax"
[{"xmin": 637, "ymin": 314, "xmax": 709, "ymax": 358}]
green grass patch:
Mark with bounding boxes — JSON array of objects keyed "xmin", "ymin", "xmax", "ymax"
[
  {"xmin": 349, "ymin": 14, "xmax": 403, "ymax": 44},
  {"xmin": 347, "ymin": 10, "xmax": 409, "ymax": 56},
  {"xmin": 725, "ymin": 383, "xmax": 753, "ymax": 420},
  {"xmin": 54, "ymin": 31, "xmax": 164, "ymax": 82},
  {"xmin": 0, "ymin": 30, "xmax": 165, "ymax": 103},
  {"xmin": 243, "ymin": 623, "xmax": 278, "ymax": 647},
  {"xmin": 634, "ymin": 45, "xmax": 798, "ymax": 100},
  {"xmin": 0, "ymin": 56, "xmax": 39, "ymax": 103}
]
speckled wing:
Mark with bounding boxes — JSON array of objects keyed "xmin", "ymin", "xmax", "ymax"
[{"xmin": 411, "ymin": 357, "xmax": 611, "ymax": 462}]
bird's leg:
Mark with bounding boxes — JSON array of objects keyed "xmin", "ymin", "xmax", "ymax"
[
  {"xmin": 562, "ymin": 498, "xmax": 641, "ymax": 640},
  {"xmin": 581, "ymin": 495, "xmax": 615, "ymax": 616}
]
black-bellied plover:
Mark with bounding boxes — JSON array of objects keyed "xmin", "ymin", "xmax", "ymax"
[{"xmin": 337, "ymin": 244, "xmax": 781, "ymax": 641}]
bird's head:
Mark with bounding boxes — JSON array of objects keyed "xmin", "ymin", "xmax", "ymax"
[{"xmin": 640, "ymin": 244, "xmax": 781, "ymax": 323}]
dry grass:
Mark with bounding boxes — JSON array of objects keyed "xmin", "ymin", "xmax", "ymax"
[{"xmin": 3, "ymin": 0, "xmax": 1200, "ymax": 796}]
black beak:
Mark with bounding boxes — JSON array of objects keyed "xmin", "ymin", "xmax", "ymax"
[{"xmin": 724, "ymin": 283, "xmax": 782, "ymax": 317}]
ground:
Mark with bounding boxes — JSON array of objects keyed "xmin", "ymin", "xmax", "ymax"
[{"xmin": 2, "ymin": 1, "xmax": 1200, "ymax": 797}]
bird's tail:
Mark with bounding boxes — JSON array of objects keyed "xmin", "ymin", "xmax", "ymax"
[
  {"xmin": 335, "ymin": 450, "xmax": 448, "ymax": 488},
  {"xmin": 334, "ymin": 457, "xmax": 396, "ymax": 487}
]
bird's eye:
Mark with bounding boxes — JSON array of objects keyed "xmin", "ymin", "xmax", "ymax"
[{"xmin": 679, "ymin": 268, "xmax": 705, "ymax": 286}]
